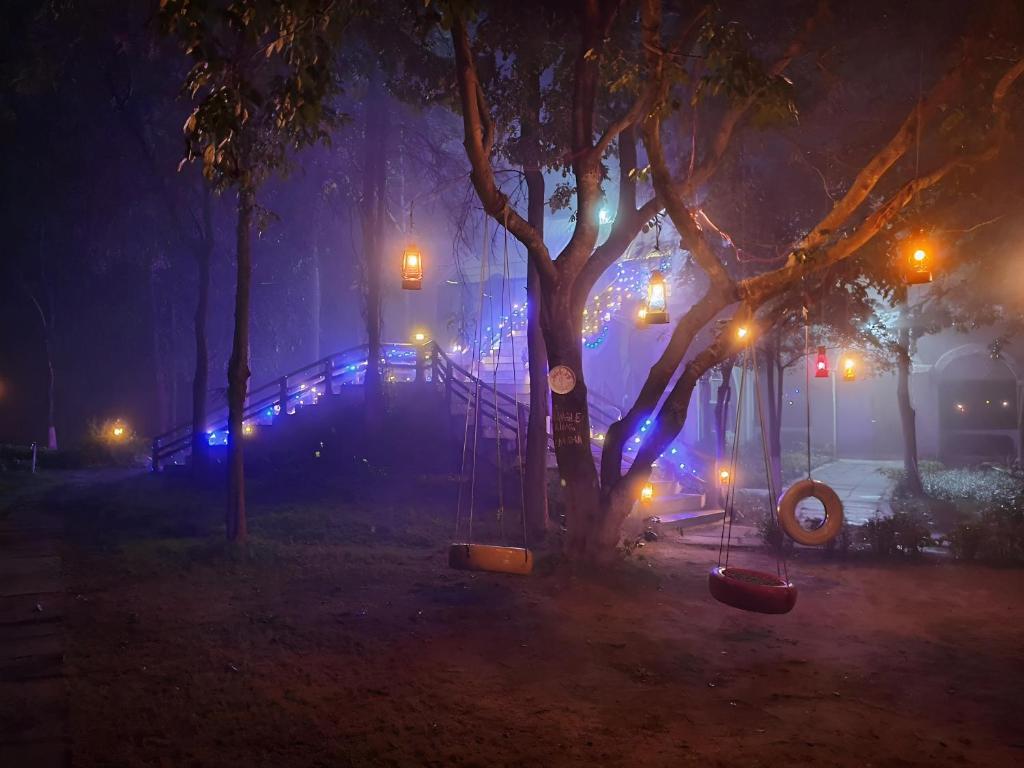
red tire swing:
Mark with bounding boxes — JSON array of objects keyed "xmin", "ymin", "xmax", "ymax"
[{"xmin": 711, "ymin": 337, "xmax": 797, "ymax": 614}]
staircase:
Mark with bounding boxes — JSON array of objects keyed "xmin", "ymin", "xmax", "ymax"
[{"xmin": 152, "ymin": 342, "xmax": 716, "ymax": 520}]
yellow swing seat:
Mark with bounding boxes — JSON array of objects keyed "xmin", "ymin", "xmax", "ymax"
[{"xmin": 448, "ymin": 543, "xmax": 533, "ymax": 575}]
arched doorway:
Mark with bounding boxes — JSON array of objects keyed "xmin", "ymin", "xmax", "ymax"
[{"xmin": 932, "ymin": 343, "xmax": 1021, "ymax": 463}]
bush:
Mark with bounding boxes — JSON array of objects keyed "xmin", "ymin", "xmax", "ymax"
[
  {"xmin": 756, "ymin": 512, "xmax": 793, "ymax": 555},
  {"xmin": 803, "ymin": 516, "xmax": 853, "ymax": 558},
  {"xmin": 860, "ymin": 511, "xmax": 932, "ymax": 558},
  {"xmin": 948, "ymin": 494, "xmax": 1024, "ymax": 564}
]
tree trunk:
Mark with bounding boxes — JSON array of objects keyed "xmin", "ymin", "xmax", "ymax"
[
  {"xmin": 713, "ymin": 361, "xmax": 734, "ymax": 506},
  {"xmin": 43, "ymin": 325, "xmax": 57, "ymax": 450},
  {"xmin": 519, "ymin": 59, "xmax": 551, "ymax": 537},
  {"xmin": 713, "ymin": 362, "xmax": 734, "ymax": 465},
  {"xmin": 543, "ymin": 314, "xmax": 607, "ymax": 558},
  {"xmin": 226, "ymin": 183, "xmax": 254, "ymax": 542},
  {"xmin": 524, "ymin": 260, "xmax": 550, "ymax": 535},
  {"xmin": 523, "ymin": 164, "xmax": 550, "ymax": 536},
  {"xmin": 149, "ymin": 256, "xmax": 171, "ymax": 434},
  {"xmin": 896, "ymin": 328, "xmax": 924, "ymax": 496},
  {"xmin": 361, "ymin": 80, "xmax": 387, "ymax": 428},
  {"xmin": 763, "ymin": 336, "xmax": 784, "ymax": 492},
  {"xmin": 191, "ymin": 189, "xmax": 213, "ymax": 472},
  {"xmin": 311, "ymin": 190, "xmax": 323, "ymax": 361}
]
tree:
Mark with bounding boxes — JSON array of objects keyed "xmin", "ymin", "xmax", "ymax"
[
  {"xmin": 161, "ymin": 0, "xmax": 352, "ymax": 540},
  {"xmin": 442, "ymin": 0, "xmax": 1024, "ymax": 561}
]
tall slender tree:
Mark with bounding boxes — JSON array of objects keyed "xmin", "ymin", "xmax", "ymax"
[{"xmin": 161, "ymin": 0, "xmax": 353, "ymax": 540}]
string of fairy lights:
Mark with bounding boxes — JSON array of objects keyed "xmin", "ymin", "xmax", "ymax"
[{"xmin": 582, "ymin": 249, "xmax": 674, "ymax": 348}]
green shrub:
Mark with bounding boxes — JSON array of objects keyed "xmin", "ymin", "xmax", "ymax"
[
  {"xmin": 756, "ymin": 512, "xmax": 793, "ymax": 555},
  {"xmin": 803, "ymin": 516, "xmax": 853, "ymax": 558},
  {"xmin": 948, "ymin": 494, "xmax": 1024, "ymax": 564},
  {"xmin": 860, "ymin": 511, "xmax": 931, "ymax": 558}
]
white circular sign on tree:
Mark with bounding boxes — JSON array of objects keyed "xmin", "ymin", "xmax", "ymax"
[{"xmin": 547, "ymin": 365, "xmax": 577, "ymax": 395}]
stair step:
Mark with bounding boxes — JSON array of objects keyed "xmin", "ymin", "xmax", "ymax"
[{"xmin": 652, "ymin": 508, "xmax": 725, "ymax": 528}]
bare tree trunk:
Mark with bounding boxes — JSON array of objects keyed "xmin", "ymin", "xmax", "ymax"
[
  {"xmin": 43, "ymin": 323, "xmax": 57, "ymax": 450},
  {"xmin": 24, "ymin": 227, "xmax": 58, "ymax": 449},
  {"xmin": 521, "ymin": 60, "xmax": 550, "ymax": 536},
  {"xmin": 226, "ymin": 183, "xmax": 254, "ymax": 542},
  {"xmin": 361, "ymin": 80, "xmax": 387, "ymax": 428},
  {"xmin": 149, "ymin": 256, "xmax": 171, "ymax": 433},
  {"xmin": 191, "ymin": 189, "xmax": 213, "ymax": 472},
  {"xmin": 713, "ymin": 361, "xmax": 734, "ymax": 465},
  {"xmin": 311, "ymin": 190, "xmax": 323, "ymax": 361},
  {"xmin": 763, "ymin": 335, "xmax": 784, "ymax": 491},
  {"xmin": 896, "ymin": 327, "xmax": 924, "ymax": 496},
  {"xmin": 524, "ymin": 260, "xmax": 549, "ymax": 535}
]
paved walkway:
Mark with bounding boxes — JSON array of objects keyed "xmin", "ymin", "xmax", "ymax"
[
  {"xmin": 0, "ymin": 503, "xmax": 67, "ymax": 767},
  {"xmin": 797, "ymin": 459, "xmax": 899, "ymax": 525},
  {"xmin": 683, "ymin": 459, "xmax": 901, "ymax": 548}
]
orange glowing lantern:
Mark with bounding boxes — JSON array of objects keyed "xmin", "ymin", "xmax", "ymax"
[
  {"xmin": 644, "ymin": 271, "xmax": 669, "ymax": 324},
  {"xmin": 718, "ymin": 468, "xmax": 731, "ymax": 484},
  {"xmin": 640, "ymin": 482, "xmax": 654, "ymax": 504},
  {"xmin": 842, "ymin": 356, "xmax": 856, "ymax": 381},
  {"xmin": 814, "ymin": 346, "xmax": 830, "ymax": 378},
  {"xmin": 401, "ymin": 244, "xmax": 423, "ymax": 290},
  {"xmin": 904, "ymin": 231, "xmax": 933, "ymax": 285}
]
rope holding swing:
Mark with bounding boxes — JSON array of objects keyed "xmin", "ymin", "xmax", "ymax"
[
  {"xmin": 449, "ymin": 208, "xmax": 532, "ymax": 575},
  {"xmin": 710, "ymin": 341, "xmax": 797, "ymax": 615},
  {"xmin": 775, "ymin": 306, "xmax": 845, "ymax": 547}
]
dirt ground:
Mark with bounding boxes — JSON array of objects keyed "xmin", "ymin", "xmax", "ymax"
[{"xmin": 46, "ymin": 471, "xmax": 1024, "ymax": 767}]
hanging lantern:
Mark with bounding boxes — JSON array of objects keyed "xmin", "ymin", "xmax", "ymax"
[
  {"xmin": 718, "ymin": 467, "xmax": 731, "ymax": 484},
  {"xmin": 842, "ymin": 356, "xmax": 856, "ymax": 381},
  {"xmin": 644, "ymin": 271, "xmax": 669, "ymax": 324},
  {"xmin": 736, "ymin": 324, "xmax": 750, "ymax": 343},
  {"xmin": 401, "ymin": 244, "xmax": 423, "ymax": 290},
  {"xmin": 903, "ymin": 231, "xmax": 933, "ymax": 285},
  {"xmin": 110, "ymin": 420, "xmax": 128, "ymax": 441},
  {"xmin": 640, "ymin": 482, "xmax": 654, "ymax": 504},
  {"xmin": 814, "ymin": 346, "xmax": 830, "ymax": 378}
]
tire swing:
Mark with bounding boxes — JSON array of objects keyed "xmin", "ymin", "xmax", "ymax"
[
  {"xmin": 776, "ymin": 312, "xmax": 845, "ymax": 546},
  {"xmin": 710, "ymin": 340, "xmax": 797, "ymax": 615},
  {"xmin": 449, "ymin": 213, "xmax": 533, "ymax": 575}
]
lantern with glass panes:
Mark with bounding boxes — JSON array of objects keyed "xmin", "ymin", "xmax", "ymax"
[
  {"xmin": 644, "ymin": 270, "xmax": 669, "ymax": 324},
  {"xmin": 814, "ymin": 346, "xmax": 830, "ymax": 378},
  {"xmin": 401, "ymin": 244, "xmax": 423, "ymax": 290},
  {"xmin": 903, "ymin": 230, "xmax": 934, "ymax": 285},
  {"xmin": 842, "ymin": 356, "xmax": 856, "ymax": 381}
]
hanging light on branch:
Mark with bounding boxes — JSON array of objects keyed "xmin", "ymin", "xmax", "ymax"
[
  {"xmin": 903, "ymin": 230, "xmax": 934, "ymax": 285},
  {"xmin": 644, "ymin": 271, "xmax": 669, "ymax": 324},
  {"xmin": 401, "ymin": 244, "xmax": 423, "ymax": 290},
  {"xmin": 640, "ymin": 482, "xmax": 654, "ymax": 504},
  {"xmin": 814, "ymin": 346, "xmax": 830, "ymax": 378},
  {"xmin": 842, "ymin": 356, "xmax": 856, "ymax": 381}
]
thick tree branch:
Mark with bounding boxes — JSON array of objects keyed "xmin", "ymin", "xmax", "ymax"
[
  {"xmin": 451, "ymin": 15, "xmax": 556, "ymax": 286},
  {"xmin": 573, "ymin": 125, "xmax": 662, "ymax": 313},
  {"xmin": 790, "ymin": 66, "xmax": 963, "ymax": 258},
  {"xmin": 600, "ymin": 287, "xmax": 732, "ymax": 488}
]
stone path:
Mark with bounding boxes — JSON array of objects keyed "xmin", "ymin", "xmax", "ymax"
[
  {"xmin": 796, "ymin": 459, "xmax": 900, "ymax": 525},
  {"xmin": 0, "ymin": 506, "xmax": 67, "ymax": 768}
]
